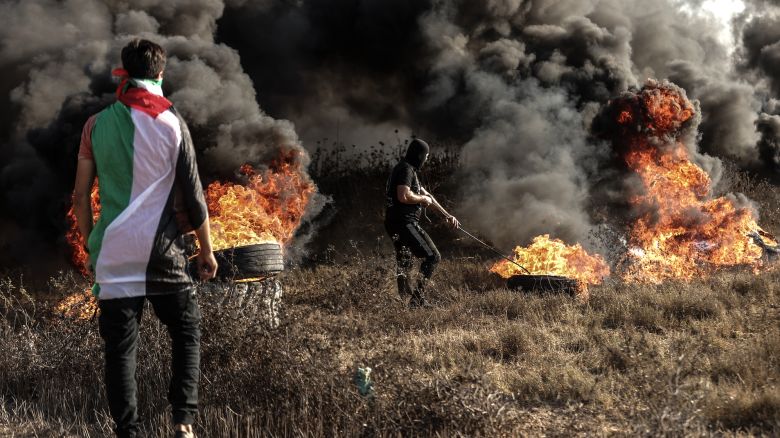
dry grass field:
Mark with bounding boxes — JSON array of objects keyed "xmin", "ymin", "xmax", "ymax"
[
  {"xmin": 0, "ymin": 147, "xmax": 778, "ymax": 436},
  {"xmin": 0, "ymin": 257, "xmax": 778, "ymax": 436}
]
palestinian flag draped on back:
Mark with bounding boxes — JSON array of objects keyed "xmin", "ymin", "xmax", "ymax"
[{"xmin": 78, "ymin": 73, "xmax": 207, "ymax": 300}]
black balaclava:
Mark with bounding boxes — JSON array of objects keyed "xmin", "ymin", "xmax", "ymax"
[{"xmin": 404, "ymin": 138, "xmax": 430, "ymax": 169}]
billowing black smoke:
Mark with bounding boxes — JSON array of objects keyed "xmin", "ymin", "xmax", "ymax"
[
  {"xmin": 2, "ymin": 0, "xmax": 780, "ymax": 268},
  {"xmin": 219, "ymin": 0, "xmax": 779, "ymax": 250}
]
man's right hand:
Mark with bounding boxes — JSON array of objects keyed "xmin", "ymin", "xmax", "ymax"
[
  {"xmin": 196, "ymin": 250, "xmax": 218, "ymax": 281},
  {"xmin": 421, "ymin": 195, "xmax": 433, "ymax": 207}
]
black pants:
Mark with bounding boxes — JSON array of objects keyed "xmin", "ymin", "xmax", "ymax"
[
  {"xmin": 98, "ymin": 289, "xmax": 201, "ymax": 438},
  {"xmin": 385, "ymin": 220, "xmax": 441, "ymax": 295}
]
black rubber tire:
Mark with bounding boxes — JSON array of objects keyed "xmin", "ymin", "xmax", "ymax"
[
  {"xmin": 191, "ymin": 243, "xmax": 285, "ymax": 281},
  {"xmin": 506, "ymin": 275, "xmax": 579, "ymax": 296}
]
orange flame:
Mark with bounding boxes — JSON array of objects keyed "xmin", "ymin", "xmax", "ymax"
[
  {"xmin": 490, "ymin": 234, "xmax": 610, "ymax": 288},
  {"xmin": 617, "ymin": 81, "xmax": 769, "ymax": 282},
  {"xmin": 640, "ymin": 85, "xmax": 695, "ymax": 133},
  {"xmin": 205, "ymin": 157, "xmax": 315, "ymax": 251},
  {"xmin": 55, "ymin": 288, "xmax": 97, "ymax": 320},
  {"xmin": 66, "ymin": 182, "xmax": 100, "ymax": 276}
]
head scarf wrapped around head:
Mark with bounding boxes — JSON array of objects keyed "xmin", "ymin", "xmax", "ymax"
[
  {"xmin": 111, "ymin": 68, "xmax": 171, "ymax": 119},
  {"xmin": 405, "ymin": 138, "xmax": 430, "ymax": 169}
]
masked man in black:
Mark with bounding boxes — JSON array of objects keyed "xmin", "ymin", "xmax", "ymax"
[{"xmin": 385, "ymin": 138, "xmax": 459, "ymax": 307}]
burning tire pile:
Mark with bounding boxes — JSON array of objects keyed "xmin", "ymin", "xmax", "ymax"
[
  {"xmin": 184, "ymin": 163, "xmax": 313, "ymax": 328},
  {"xmin": 193, "ymin": 163, "xmax": 313, "ymax": 327}
]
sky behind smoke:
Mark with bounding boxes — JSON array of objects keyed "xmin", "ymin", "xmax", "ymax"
[{"xmin": 1, "ymin": 0, "xmax": 779, "ymax": 267}]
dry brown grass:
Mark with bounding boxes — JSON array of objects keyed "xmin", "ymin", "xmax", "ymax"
[{"xmin": 0, "ymin": 252, "xmax": 777, "ymax": 437}]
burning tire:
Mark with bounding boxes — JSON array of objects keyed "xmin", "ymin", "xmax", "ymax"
[
  {"xmin": 506, "ymin": 274, "xmax": 579, "ymax": 296},
  {"xmin": 191, "ymin": 243, "xmax": 285, "ymax": 281}
]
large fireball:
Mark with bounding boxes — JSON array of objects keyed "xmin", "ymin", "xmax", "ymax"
[{"xmin": 607, "ymin": 81, "xmax": 771, "ymax": 283}]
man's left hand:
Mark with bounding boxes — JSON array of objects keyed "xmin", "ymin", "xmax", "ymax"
[
  {"xmin": 446, "ymin": 215, "xmax": 460, "ymax": 229},
  {"xmin": 196, "ymin": 250, "xmax": 219, "ymax": 281}
]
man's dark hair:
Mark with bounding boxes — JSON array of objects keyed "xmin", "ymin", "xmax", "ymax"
[{"xmin": 121, "ymin": 39, "xmax": 166, "ymax": 79}]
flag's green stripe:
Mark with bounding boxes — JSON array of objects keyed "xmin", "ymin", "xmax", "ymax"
[{"xmin": 87, "ymin": 102, "xmax": 136, "ymax": 296}]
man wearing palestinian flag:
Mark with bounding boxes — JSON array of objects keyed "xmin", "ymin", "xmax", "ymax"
[{"xmin": 72, "ymin": 39, "xmax": 218, "ymax": 438}]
